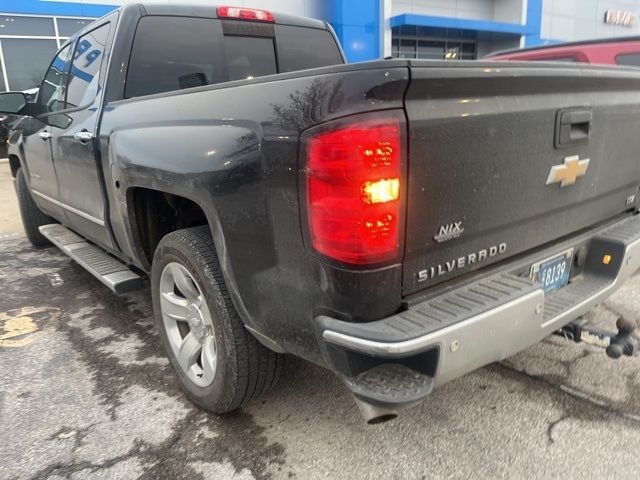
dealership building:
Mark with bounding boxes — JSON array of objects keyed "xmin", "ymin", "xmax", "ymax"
[{"xmin": 1, "ymin": 0, "xmax": 640, "ymax": 92}]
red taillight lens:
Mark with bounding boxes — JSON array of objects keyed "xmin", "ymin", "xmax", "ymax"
[
  {"xmin": 305, "ymin": 117, "xmax": 403, "ymax": 264},
  {"xmin": 217, "ymin": 6, "xmax": 274, "ymax": 22}
]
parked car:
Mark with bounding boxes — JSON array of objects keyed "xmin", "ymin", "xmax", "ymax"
[
  {"xmin": 0, "ymin": 114, "xmax": 8, "ymax": 146},
  {"xmin": 486, "ymin": 36, "xmax": 640, "ymax": 66},
  {"xmin": 1, "ymin": 89, "xmax": 39, "ymax": 151},
  {"xmin": 22, "ymin": 88, "xmax": 39, "ymax": 102},
  {"xmin": 2, "ymin": 3, "xmax": 640, "ymax": 424}
]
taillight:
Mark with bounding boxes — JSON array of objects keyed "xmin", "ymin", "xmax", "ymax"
[
  {"xmin": 305, "ymin": 115, "xmax": 404, "ymax": 265},
  {"xmin": 217, "ymin": 6, "xmax": 274, "ymax": 22}
]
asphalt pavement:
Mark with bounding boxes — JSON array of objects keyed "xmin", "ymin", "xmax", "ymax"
[{"xmin": 1, "ymin": 161, "xmax": 640, "ymax": 479}]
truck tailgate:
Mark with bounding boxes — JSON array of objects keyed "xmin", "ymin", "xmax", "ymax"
[{"xmin": 403, "ymin": 62, "xmax": 640, "ymax": 295}]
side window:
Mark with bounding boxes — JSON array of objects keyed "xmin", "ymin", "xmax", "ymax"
[
  {"xmin": 66, "ymin": 22, "xmax": 111, "ymax": 108},
  {"xmin": 542, "ymin": 56, "xmax": 579, "ymax": 62},
  {"xmin": 39, "ymin": 44, "xmax": 73, "ymax": 113},
  {"xmin": 616, "ymin": 53, "xmax": 640, "ymax": 67}
]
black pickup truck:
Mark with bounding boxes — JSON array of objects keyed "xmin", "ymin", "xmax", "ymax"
[{"xmin": 3, "ymin": 3, "xmax": 640, "ymax": 424}]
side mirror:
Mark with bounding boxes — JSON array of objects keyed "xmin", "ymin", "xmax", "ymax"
[
  {"xmin": 46, "ymin": 113, "xmax": 73, "ymax": 129},
  {"xmin": 48, "ymin": 99, "xmax": 66, "ymax": 112},
  {"xmin": 0, "ymin": 92, "xmax": 27, "ymax": 115}
]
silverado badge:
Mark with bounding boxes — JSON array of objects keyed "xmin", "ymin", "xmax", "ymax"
[
  {"xmin": 546, "ymin": 155, "xmax": 590, "ymax": 187},
  {"xmin": 417, "ymin": 243, "xmax": 507, "ymax": 282}
]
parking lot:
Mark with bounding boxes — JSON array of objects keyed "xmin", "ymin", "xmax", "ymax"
[{"xmin": 1, "ymin": 159, "xmax": 640, "ymax": 479}]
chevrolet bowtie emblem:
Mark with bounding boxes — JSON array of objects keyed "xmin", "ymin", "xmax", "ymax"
[{"xmin": 546, "ymin": 155, "xmax": 590, "ymax": 187}]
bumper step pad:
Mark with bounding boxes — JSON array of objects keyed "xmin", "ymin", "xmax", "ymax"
[
  {"xmin": 345, "ymin": 364, "xmax": 433, "ymax": 407},
  {"xmin": 39, "ymin": 224, "xmax": 142, "ymax": 294}
]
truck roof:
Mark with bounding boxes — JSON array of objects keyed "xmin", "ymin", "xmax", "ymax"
[
  {"xmin": 131, "ymin": 2, "xmax": 328, "ymax": 30},
  {"xmin": 487, "ymin": 35, "xmax": 640, "ymax": 58}
]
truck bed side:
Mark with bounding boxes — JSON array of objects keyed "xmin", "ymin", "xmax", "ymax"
[{"xmin": 99, "ymin": 64, "xmax": 409, "ymax": 361}]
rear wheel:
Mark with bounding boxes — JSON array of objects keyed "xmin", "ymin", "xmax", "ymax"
[
  {"xmin": 15, "ymin": 167, "xmax": 53, "ymax": 247},
  {"xmin": 151, "ymin": 226, "xmax": 283, "ymax": 412}
]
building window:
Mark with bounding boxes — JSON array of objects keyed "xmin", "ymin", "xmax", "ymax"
[
  {"xmin": 57, "ymin": 18, "xmax": 94, "ymax": 37},
  {"xmin": 0, "ymin": 15, "xmax": 55, "ymax": 36},
  {"xmin": 0, "ymin": 13, "xmax": 97, "ymax": 91},
  {"xmin": 2, "ymin": 38, "xmax": 59, "ymax": 91},
  {"xmin": 391, "ymin": 26, "xmax": 477, "ymax": 60}
]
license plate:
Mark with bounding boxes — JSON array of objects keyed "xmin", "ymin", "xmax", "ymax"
[{"xmin": 529, "ymin": 248, "xmax": 574, "ymax": 293}]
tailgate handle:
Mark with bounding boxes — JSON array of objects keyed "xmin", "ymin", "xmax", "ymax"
[{"xmin": 555, "ymin": 108, "xmax": 592, "ymax": 148}]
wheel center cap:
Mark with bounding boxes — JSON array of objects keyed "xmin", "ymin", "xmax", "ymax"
[{"xmin": 186, "ymin": 303, "xmax": 207, "ymax": 341}]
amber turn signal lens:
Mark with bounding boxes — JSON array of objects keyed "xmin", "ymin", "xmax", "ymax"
[
  {"xmin": 602, "ymin": 254, "xmax": 612, "ymax": 265},
  {"xmin": 362, "ymin": 178, "xmax": 400, "ymax": 204}
]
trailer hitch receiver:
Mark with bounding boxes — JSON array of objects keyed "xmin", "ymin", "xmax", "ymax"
[{"xmin": 557, "ymin": 317, "xmax": 638, "ymax": 359}]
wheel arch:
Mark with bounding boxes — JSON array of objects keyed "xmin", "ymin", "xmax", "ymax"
[
  {"xmin": 125, "ymin": 186, "xmax": 252, "ymax": 328},
  {"xmin": 126, "ymin": 186, "xmax": 216, "ymax": 268}
]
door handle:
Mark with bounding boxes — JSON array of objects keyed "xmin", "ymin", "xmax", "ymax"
[
  {"xmin": 555, "ymin": 108, "xmax": 592, "ymax": 148},
  {"xmin": 73, "ymin": 131, "xmax": 94, "ymax": 142},
  {"xmin": 38, "ymin": 131, "xmax": 53, "ymax": 140}
]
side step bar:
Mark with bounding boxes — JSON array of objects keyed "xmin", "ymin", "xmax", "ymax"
[{"xmin": 39, "ymin": 224, "xmax": 143, "ymax": 294}]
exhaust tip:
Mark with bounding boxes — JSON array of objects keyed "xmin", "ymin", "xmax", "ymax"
[{"xmin": 353, "ymin": 396, "xmax": 399, "ymax": 425}]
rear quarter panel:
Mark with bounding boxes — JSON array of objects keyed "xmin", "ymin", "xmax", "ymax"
[{"xmin": 99, "ymin": 65, "xmax": 409, "ymax": 360}]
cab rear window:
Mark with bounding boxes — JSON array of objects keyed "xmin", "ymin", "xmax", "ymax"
[
  {"xmin": 275, "ymin": 25, "xmax": 343, "ymax": 72},
  {"xmin": 223, "ymin": 35, "xmax": 277, "ymax": 81},
  {"xmin": 125, "ymin": 16, "xmax": 343, "ymax": 99}
]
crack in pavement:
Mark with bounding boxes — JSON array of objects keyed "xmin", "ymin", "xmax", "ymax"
[
  {"xmin": 47, "ymin": 421, "xmax": 104, "ymax": 452},
  {"xmin": 29, "ymin": 412, "xmax": 203, "ymax": 480},
  {"xmin": 557, "ymin": 383, "xmax": 640, "ymax": 424},
  {"xmin": 29, "ymin": 409, "xmax": 286, "ymax": 480},
  {"xmin": 495, "ymin": 362, "xmax": 640, "ymax": 447},
  {"xmin": 546, "ymin": 414, "xmax": 571, "ymax": 445}
]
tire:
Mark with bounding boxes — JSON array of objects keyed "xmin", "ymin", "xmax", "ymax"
[
  {"xmin": 15, "ymin": 167, "xmax": 53, "ymax": 247},
  {"xmin": 151, "ymin": 225, "xmax": 283, "ymax": 413}
]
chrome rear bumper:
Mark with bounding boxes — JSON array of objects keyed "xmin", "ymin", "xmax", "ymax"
[{"xmin": 317, "ymin": 214, "xmax": 640, "ymax": 407}]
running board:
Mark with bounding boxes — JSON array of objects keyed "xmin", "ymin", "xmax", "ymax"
[{"xmin": 39, "ymin": 224, "xmax": 143, "ymax": 294}]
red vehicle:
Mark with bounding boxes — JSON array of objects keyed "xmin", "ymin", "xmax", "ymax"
[{"xmin": 487, "ymin": 36, "xmax": 640, "ymax": 66}]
